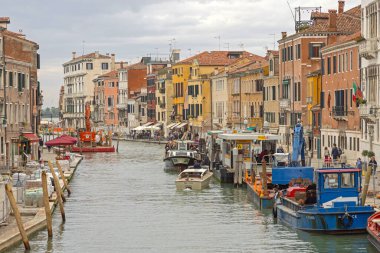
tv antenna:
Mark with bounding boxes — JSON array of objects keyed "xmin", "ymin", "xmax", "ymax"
[{"xmin": 214, "ymin": 35, "xmax": 221, "ymax": 51}]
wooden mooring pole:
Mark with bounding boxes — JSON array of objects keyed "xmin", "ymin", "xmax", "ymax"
[
  {"xmin": 56, "ymin": 160, "xmax": 71, "ymax": 196},
  {"xmin": 41, "ymin": 171, "xmax": 53, "ymax": 237},
  {"xmin": 362, "ymin": 166, "xmax": 373, "ymax": 206},
  {"xmin": 48, "ymin": 161, "xmax": 66, "ymax": 202},
  {"xmin": 48, "ymin": 161, "xmax": 66, "ymax": 221},
  {"xmin": 5, "ymin": 183, "xmax": 31, "ymax": 250}
]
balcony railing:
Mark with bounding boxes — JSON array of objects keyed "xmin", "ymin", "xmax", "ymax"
[
  {"xmin": 360, "ymin": 38, "xmax": 379, "ymax": 60},
  {"xmin": 280, "ymin": 99, "xmax": 291, "ymax": 110},
  {"xmin": 332, "ymin": 106, "xmax": 347, "ymax": 117},
  {"xmin": 359, "ymin": 104, "xmax": 379, "ymax": 121}
]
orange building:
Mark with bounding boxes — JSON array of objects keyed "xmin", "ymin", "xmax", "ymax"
[
  {"xmin": 93, "ymin": 70, "xmax": 119, "ymax": 128},
  {"xmin": 320, "ymin": 32, "xmax": 362, "ymax": 160}
]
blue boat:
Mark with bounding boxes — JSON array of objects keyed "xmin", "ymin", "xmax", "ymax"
[{"xmin": 274, "ymin": 168, "xmax": 375, "ymax": 234}]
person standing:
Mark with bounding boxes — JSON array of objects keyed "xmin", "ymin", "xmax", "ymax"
[
  {"xmin": 369, "ymin": 156, "xmax": 378, "ymax": 175},
  {"xmin": 356, "ymin": 158, "xmax": 362, "ymax": 170},
  {"xmin": 340, "ymin": 151, "xmax": 347, "ymax": 168},
  {"xmin": 331, "ymin": 144, "xmax": 339, "ymax": 164}
]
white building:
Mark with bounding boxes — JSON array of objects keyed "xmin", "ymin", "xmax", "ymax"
[
  {"xmin": 210, "ymin": 69, "xmax": 229, "ymax": 129},
  {"xmin": 359, "ymin": 0, "xmax": 380, "ymax": 154},
  {"xmin": 117, "ymin": 62, "xmax": 128, "ymax": 129},
  {"xmin": 62, "ymin": 51, "xmax": 115, "ymax": 129}
]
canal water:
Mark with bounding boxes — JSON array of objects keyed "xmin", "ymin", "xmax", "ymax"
[{"xmin": 9, "ymin": 142, "xmax": 377, "ymax": 252}]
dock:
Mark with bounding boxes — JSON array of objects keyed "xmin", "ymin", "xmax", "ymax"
[{"xmin": 0, "ymin": 150, "xmax": 83, "ymax": 252}]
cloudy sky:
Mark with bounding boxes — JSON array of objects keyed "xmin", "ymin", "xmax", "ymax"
[{"xmin": 2, "ymin": 0, "xmax": 359, "ymax": 108}]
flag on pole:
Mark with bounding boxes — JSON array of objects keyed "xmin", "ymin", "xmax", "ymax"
[{"xmin": 352, "ymin": 82, "xmax": 357, "ymax": 103}]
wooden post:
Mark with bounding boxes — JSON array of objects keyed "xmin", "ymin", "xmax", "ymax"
[
  {"xmin": 362, "ymin": 166, "xmax": 373, "ymax": 206},
  {"xmin": 116, "ymin": 132, "xmax": 120, "ymax": 153},
  {"xmin": 5, "ymin": 183, "xmax": 30, "ymax": 250},
  {"xmin": 261, "ymin": 159, "xmax": 268, "ymax": 197},
  {"xmin": 56, "ymin": 160, "xmax": 71, "ymax": 196},
  {"xmin": 48, "ymin": 161, "xmax": 66, "ymax": 221},
  {"xmin": 41, "ymin": 171, "xmax": 53, "ymax": 237}
]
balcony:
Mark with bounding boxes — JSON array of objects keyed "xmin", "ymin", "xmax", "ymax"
[
  {"xmin": 116, "ymin": 103, "xmax": 127, "ymax": 110},
  {"xmin": 280, "ymin": 99, "xmax": 291, "ymax": 111},
  {"xmin": 359, "ymin": 104, "xmax": 379, "ymax": 122},
  {"xmin": 332, "ymin": 106, "xmax": 348, "ymax": 121},
  {"xmin": 360, "ymin": 38, "xmax": 379, "ymax": 60}
]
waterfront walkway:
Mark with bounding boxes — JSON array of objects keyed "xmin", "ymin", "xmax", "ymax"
[{"xmin": 0, "ymin": 150, "xmax": 82, "ymax": 252}]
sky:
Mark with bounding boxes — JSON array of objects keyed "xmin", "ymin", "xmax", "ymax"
[{"xmin": 1, "ymin": 0, "xmax": 359, "ymax": 108}]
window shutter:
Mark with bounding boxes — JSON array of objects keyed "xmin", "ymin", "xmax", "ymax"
[{"xmin": 321, "ymin": 91, "xmax": 325, "ymax": 108}]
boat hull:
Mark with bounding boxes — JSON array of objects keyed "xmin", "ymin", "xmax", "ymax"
[
  {"xmin": 163, "ymin": 156, "xmax": 195, "ymax": 172},
  {"xmin": 247, "ymin": 183, "xmax": 274, "ymax": 209},
  {"xmin": 176, "ymin": 173, "xmax": 213, "ymax": 190},
  {"xmin": 71, "ymin": 146, "xmax": 115, "ymax": 153},
  {"xmin": 212, "ymin": 166, "xmax": 234, "ymax": 183},
  {"xmin": 367, "ymin": 212, "xmax": 380, "ymax": 251},
  {"xmin": 276, "ymin": 203, "xmax": 374, "ymax": 234}
]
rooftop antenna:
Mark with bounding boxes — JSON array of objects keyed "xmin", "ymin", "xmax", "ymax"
[
  {"xmin": 238, "ymin": 43, "xmax": 244, "ymax": 50},
  {"xmin": 224, "ymin": 43, "xmax": 230, "ymax": 51},
  {"xmin": 286, "ymin": 0, "xmax": 295, "ymax": 20},
  {"xmin": 269, "ymin": 33, "xmax": 276, "ymax": 50},
  {"xmin": 155, "ymin": 47, "xmax": 159, "ymax": 60},
  {"xmin": 188, "ymin": 48, "xmax": 192, "ymax": 57},
  {"xmin": 214, "ymin": 35, "xmax": 221, "ymax": 51},
  {"xmin": 82, "ymin": 40, "xmax": 85, "ymax": 55}
]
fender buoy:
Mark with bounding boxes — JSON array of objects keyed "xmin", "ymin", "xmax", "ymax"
[{"xmin": 339, "ymin": 213, "xmax": 353, "ymax": 228}]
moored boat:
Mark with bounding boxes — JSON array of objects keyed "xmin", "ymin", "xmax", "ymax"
[
  {"xmin": 274, "ymin": 168, "xmax": 375, "ymax": 234},
  {"xmin": 164, "ymin": 140, "xmax": 198, "ymax": 172},
  {"xmin": 175, "ymin": 167, "xmax": 213, "ymax": 190},
  {"xmin": 367, "ymin": 212, "xmax": 380, "ymax": 251}
]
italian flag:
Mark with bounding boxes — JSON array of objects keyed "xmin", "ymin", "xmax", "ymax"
[{"xmin": 352, "ymin": 82, "xmax": 357, "ymax": 103}]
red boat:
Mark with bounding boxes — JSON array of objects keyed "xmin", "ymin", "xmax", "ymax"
[
  {"xmin": 71, "ymin": 102, "xmax": 115, "ymax": 153},
  {"xmin": 367, "ymin": 212, "xmax": 380, "ymax": 251}
]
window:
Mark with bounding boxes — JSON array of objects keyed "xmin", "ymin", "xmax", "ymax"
[
  {"xmin": 233, "ymin": 79, "xmax": 240, "ymax": 94},
  {"xmin": 8, "ymin": 71, "xmax": 13, "ymax": 86},
  {"xmin": 216, "ymin": 102, "xmax": 224, "ymax": 118},
  {"xmin": 295, "ymin": 44, "xmax": 301, "ymax": 59},
  {"xmin": 309, "ymin": 43, "xmax": 322, "ymax": 58},
  {"xmin": 341, "ymin": 173, "xmax": 355, "ymax": 188},
  {"xmin": 323, "ymin": 174, "xmax": 339, "ymax": 189},
  {"xmin": 269, "ymin": 59, "xmax": 273, "ymax": 71},
  {"xmin": 85, "ymin": 63, "xmax": 92, "ymax": 70},
  {"xmin": 215, "ymin": 80, "xmax": 224, "ymax": 91},
  {"xmin": 255, "ymin": 79, "xmax": 263, "ymax": 92},
  {"xmin": 282, "ymin": 79, "xmax": 290, "ymax": 99},
  {"xmin": 327, "ymin": 57, "xmax": 331, "ymax": 75},
  {"xmin": 350, "ymin": 51, "xmax": 353, "ymax": 71},
  {"xmin": 101, "ymin": 63, "xmax": 109, "ymax": 70},
  {"xmin": 367, "ymin": 3, "xmax": 378, "ymax": 38},
  {"xmin": 294, "ymin": 82, "xmax": 301, "ymax": 101},
  {"xmin": 333, "ymin": 56, "xmax": 337, "ymax": 73},
  {"xmin": 272, "ymin": 86, "xmax": 276, "ymax": 100}
]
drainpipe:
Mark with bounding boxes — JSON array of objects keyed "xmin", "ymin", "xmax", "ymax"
[{"xmin": 1, "ymin": 33, "xmax": 8, "ymax": 170}]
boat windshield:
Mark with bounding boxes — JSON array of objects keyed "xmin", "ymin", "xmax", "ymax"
[
  {"xmin": 341, "ymin": 172, "xmax": 355, "ymax": 188},
  {"xmin": 180, "ymin": 172, "xmax": 202, "ymax": 178},
  {"xmin": 323, "ymin": 173, "xmax": 339, "ymax": 189}
]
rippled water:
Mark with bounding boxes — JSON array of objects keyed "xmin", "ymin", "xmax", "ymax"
[{"xmin": 8, "ymin": 142, "xmax": 377, "ymax": 252}]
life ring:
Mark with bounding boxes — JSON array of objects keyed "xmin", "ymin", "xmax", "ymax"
[{"xmin": 339, "ymin": 213, "xmax": 353, "ymax": 228}]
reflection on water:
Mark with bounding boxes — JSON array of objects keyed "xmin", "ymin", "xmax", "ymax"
[{"xmin": 8, "ymin": 142, "xmax": 377, "ymax": 253}]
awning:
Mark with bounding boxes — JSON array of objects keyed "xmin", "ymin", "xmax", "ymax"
[
  {"xmin": 213, "ymin": 123, "xmax": 222, "ymax": 129},
  {"xmin": 22, "ymin": 133, "xmax": 40, "ymax": 143},
  {"xmin": 175, "ymin": 122, "xmax": 188, "ymax": 129},
  {"xmin": 133, "ymin": 126, "xmax": 145, "ymax": 131},
  {"xmin": 141, "ymin": 122, "xmax": 154, "ymax": 127},
  {"xmin": 45, "ymin": 134, "xmax": 77, "ymax": 147},
  {"xmin": 166, "ymin": 122, "xmax": 177, "ymax": 129},
  {"xmin": 169, "ymin": 123, "xmax": 180, "ymax": 130}
]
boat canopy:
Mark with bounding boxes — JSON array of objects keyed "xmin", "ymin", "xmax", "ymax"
[
  {"xmin": 207, "ymin": 130, "xmax": 224, "ymax": 135},
  {"xmin": 180, "ymin": 168, "xmax": 207, "ymax": 174},
  {"xmin": 218, "ymin": 133, "xmax": 281, "ymax": 141}
]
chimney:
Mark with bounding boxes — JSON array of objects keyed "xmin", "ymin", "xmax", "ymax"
[
  {"xmin": 281, "ymin": 32, "xmax": 287, "ymax": 39},
  {"xmin": 120, "ymin": 61, "xmax": 124, "ymax": 69},
  {"xmin": 338, "ymin": 1, "xmax": 345, "ymax": 14},
  {"xmin": 95, "ymin": 51, "xmax": 99, "ymax": 58},
  {"xmin": 111, "ymin": 53, "xmax": 115, "ymax": 70},
  {"xmin": 0, "ymin": 17, "xmax": 10, "ymax": 29},
  {"xmin": 72, "ymin": 52, "xmax": 76, "ymax": 59},
  {"xmin": 328, "ymin": 10, "xmax": 337, "ymax": 32}
]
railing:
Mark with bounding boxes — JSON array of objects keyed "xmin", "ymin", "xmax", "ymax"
[
  {"xmin": 280, "ymin": 99, "xmax": 290, "ymax": 109},
  {"xmin": 360, "ymin": 38, "xmax": 379, "ymax": 59},
  {"xmin": 332, "ymin": 106, "xmax": 347, "ymax": 117}
]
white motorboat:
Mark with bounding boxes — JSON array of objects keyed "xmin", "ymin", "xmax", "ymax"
[
  {"xmin": 164, "ymin": 140, "xmax": 199, "ymax": 172},
  {"xmin": 175, "ymin": 167, "xmax": 213, "ymax": 190}
]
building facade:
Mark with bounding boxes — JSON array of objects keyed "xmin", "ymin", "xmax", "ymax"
[
  {"xmin": 0, "ymin": 17, "xmax": 41, "ymax": 168},
  {"xmin": 359, "ymin": 0, "xmax": 380, "ymax": 155},
  {"xmin": 62, "ymin": 51, "xmax": 115, "ymax": 129}
]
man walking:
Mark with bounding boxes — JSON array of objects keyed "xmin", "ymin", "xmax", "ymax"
[
  {"xmin": 331, "ymin": 144, "xmax": 339, "ymax": 165},
  {"xmin": 369, "ymin": 156, "xmax": 378, "ymax": 175}
]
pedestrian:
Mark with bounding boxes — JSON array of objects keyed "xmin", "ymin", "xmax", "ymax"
[
  {"xmin": 324, "ymin": 147, "xmax": 330, "ymax": 159},
  {"xmin": 331, "ymin": 144, "xmax": 339, "ymax": 164},
  {"xmin": 340, "ymin": 150, "xmax": 347, "ymax": 168},
  {"xmin": 369, "ymin": 156, "xmax": 378, "ymax": 175},
  {"xmin": 276, "ymin": 145, "xmax": 284, "ymax": 153},
  {"xmin": 356, "ymin": 158, "xmax": 362, "ymax": 170}
]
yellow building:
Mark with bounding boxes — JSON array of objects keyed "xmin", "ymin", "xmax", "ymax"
[
  {"xmin": 227, "ymin": 61, "xmax": 268, "ymax": 130},
  {"xmin": 171, "ymin": 51, "xmax": 255, "ymax": 134},
  {"xmin": 306, "ymin": 70, "xmax": 321, "ymax": 156}
]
